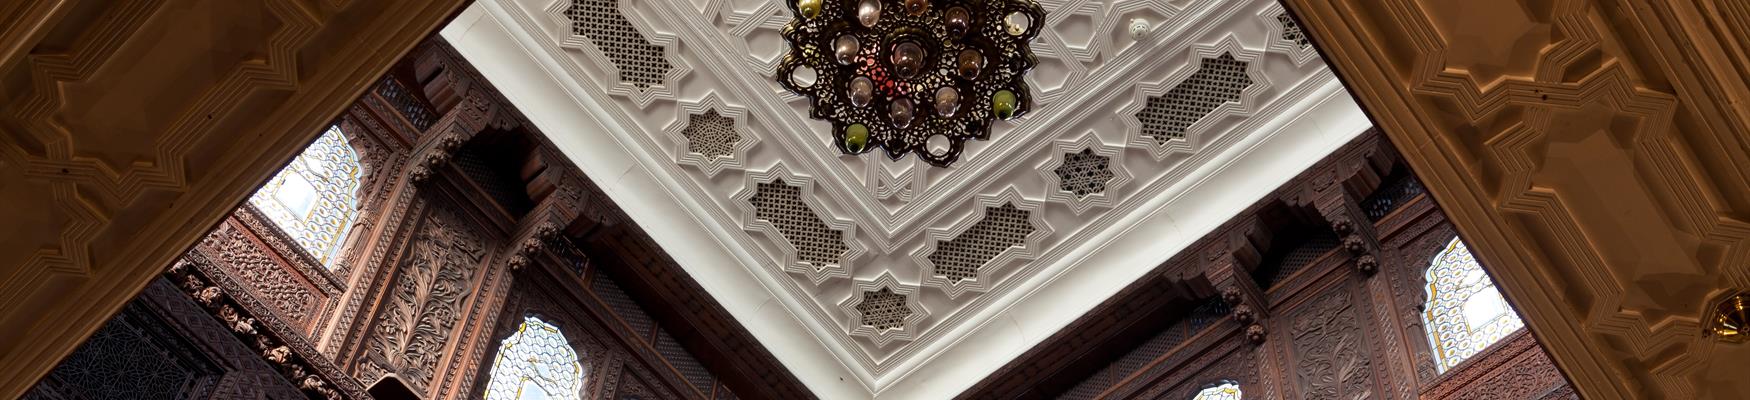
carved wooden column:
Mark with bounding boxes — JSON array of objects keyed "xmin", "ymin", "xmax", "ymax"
[{"xmin": 1331, "ymin": 156, "xmax": 1430, "ymax": 399}]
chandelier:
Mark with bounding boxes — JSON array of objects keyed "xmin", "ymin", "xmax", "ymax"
[{"xmin": 778, "ymin": 0, "xmax": 1046, "ymax": 167}]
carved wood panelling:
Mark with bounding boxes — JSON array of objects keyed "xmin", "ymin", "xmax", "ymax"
[
  {"xmin": 0, "ymin": 1, "xmax": 466, "ymax": 396},
  {"xmin": 197, "ymin": 219, "xmax": 322, "ymax": 329},
  {"xmin": 969, "ymin": 131, "xmax": 1576, "ymax": 399},
  {"xmin": 1421, "ymin": 330, "xmax": 1577, "ymax": 400},
  {"xmin": 1283, "ymin": 0, "xmax": 1750, "ymax": 397},
  {"xmin": 360, "ymin": 206, "xmax": 487, "ymax": 391},
  {"xmin": 962, "ymin": 131, "xmax": 1397, "ymax": 398},
  {"xmin": 1289, "ymin": 283, "xmax": 1374, "ymax": 399}
]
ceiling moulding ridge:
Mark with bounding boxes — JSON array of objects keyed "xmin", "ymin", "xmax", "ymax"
[{"xmin": 449, "ymin": 0, "xmax": 1369, "ymax": 396}]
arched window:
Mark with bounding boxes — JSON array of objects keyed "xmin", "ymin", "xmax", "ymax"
[
  {"xmin": 483, "ymin": 316, "xmax": 584, "ymax": 400},
  {"xmin": 1423, "ymin": 237, "xmax": 1525, "ymax": 371},
  {"xmin": 1191, "ymin": 381, "xmax": 1242, "ymax": 400},
  {"xmin": 248, "ymin": 125, "xmax": 362, "ymax": 266}
]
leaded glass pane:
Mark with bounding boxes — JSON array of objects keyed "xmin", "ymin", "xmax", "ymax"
[
  {"xmin": 483, "ymin": 316, "xmax": 584, "ymax": 400},
  {"xmin": 248, "ymin": 126, "xmax": 362, "ymax": 266},
  {"xmin": 1191, "ymin": 382, "xmax": 1241, "ymax": 400},
  {"xmin": 1422, "ymin": 237, "xmax": 1525, "ymax": 372}
]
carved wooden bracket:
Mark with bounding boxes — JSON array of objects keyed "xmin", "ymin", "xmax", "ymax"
[
  {"xmin": 1317, "ymin": 192, "xmax": 1384, "ymax": 277},
  {"xmin": 1297, "ymin": 136, "xmax": 1396, "ymax": 277},
  {"xmin": 405, "ymin": 89, "xmax": 522, "ymax": 183},
  {"xmin": 1201, "ymin": 234, "xmax": 1270, "ymax": 344},
  {"xmin": 502, "ymin": 203, "xmax": 566, "ymax": 271}
]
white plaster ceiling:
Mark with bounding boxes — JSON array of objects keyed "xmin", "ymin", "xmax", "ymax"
[{"xmin": 441, "ymin": 0, "xmax": 1370, "ymax": 397}]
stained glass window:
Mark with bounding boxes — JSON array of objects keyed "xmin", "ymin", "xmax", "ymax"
[
  {"xmin": 1191, "ymin": 382, "xmax": 1241, "ymax": 400},
  {"xmin": 248, "ymin": 125, "xmax": 362, "ymax": 266},
  {"xmin": 1423, "ymin": 237, "xmax": 1525, "ymax": 371},
  {"xmin": 483, "ymin": 316, "xmax": 584, "ymax": 400}
]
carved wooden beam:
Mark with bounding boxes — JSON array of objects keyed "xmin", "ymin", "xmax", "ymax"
[
  {"xmin": 167, "ymin": 254, "xmax": 368, "ymax": 399},
  {"xmin": 963, "ymin": 130, "xmax": 1391, "ymax": 397}
]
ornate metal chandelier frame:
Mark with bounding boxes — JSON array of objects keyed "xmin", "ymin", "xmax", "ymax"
[{"xmin": 777, "ymin": 0, "xmax": 1046, "ymax": 167}]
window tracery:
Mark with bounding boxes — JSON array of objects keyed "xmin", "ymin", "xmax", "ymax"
[
  {"xmin": 247, "ymin": 125, "xmax": 362, "ymax": 266},
  {"xmin": 1191, "ymin": 382, "xmax": 1241, "ymax": 400},
  {"xmin": 483, "ymin": 316, "xmax": 584, "ymax": 400},
  {"xmin": 1423, "ymin": 237, "xmax": 1525, "ymax": 371}
]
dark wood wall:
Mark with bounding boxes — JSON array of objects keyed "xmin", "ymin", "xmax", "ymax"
[
  {"xmin": 964, "ymin": 131, "xmax": 1577, "ymax": 400},
  {"xmin": 25, "ymin": 38, "xmax": 806, "ymax": 400}
]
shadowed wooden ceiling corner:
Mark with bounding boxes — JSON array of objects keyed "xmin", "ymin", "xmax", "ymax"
[
  {"xmin": 0, "ymin": 0, "xmax": 467, "ymax": 397},
  {"xmin": 1280, "ymin": 0, "xmax": 1750, "ymax": 398}
]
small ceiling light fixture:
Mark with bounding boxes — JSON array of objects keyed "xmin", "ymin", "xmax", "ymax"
[
  {"xmin": 1708, "ymin": 290, "xmax": 1749, "ymax": 343},
  {"xmin": 1128, "ymin": 18, "xmax": 1150, "ymax": 39},
  {"xmin": 779, "ymin": 0, "xmax": 1046, "ymax": 167}
]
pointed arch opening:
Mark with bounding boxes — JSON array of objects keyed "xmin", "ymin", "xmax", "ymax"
[
  {"xmin": 1422, "ymin": 237, "xmax": 1525, "ymax": 372},
  {"xmin": 483, "ymin": 315, "xmax": 585, "ymax": 400},
  {"xmin": 247, "ymin": 125, "xmax": 363, "ymax": 266},
  {"xmin": 1191, "ymin": 381, "xmax": 1242, "ymax": 400}
]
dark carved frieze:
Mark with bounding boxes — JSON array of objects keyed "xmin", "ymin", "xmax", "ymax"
[
  {"xmin": 232, "ymin": 204, "xmax": 345, "ymax": 294},
  {"xmin": 167, "ymin": 254, "xmax": 367, "ymax": 399},
  {"xmin": 197, "ymin": 221, "xmax": 322, "ymax": 328},
  {"xmin": 1421, "ymin": 331, "xmax": 1577, "ymax": 400}
]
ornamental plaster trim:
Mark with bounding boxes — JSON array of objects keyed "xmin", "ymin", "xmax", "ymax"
[
  {"xmin": 1120, "ymin": 34, "xmax": 1273, "ymax": 161},
  {"xmin": 662, "ymin": 91, "xmax": 760, "ymax": 178},
  {"xmin": 1259, "ymin": 3, "xmax": 1320, "ymax": 67},
  {"xmin": 718, "ymin": 1, "xmax": 789, "ymax": 77},
  {"xmin": 838, "ymin": 272, "xmax": 931, "ymax": 348},
  {"xmin": 463, "ymin": 0, "xmax": 1352, "ymax": 392},
  {"xmin": 866, "ymin": 157, "xmax": 922, "ymax": 203},
  {"xmin": 1037, "ymin": 131, "xmax": 1133, "ymax": 216},
  {"xmin": 914, "ymin": 187, "xmax": 1055, "ymax": 300},
  {"xmin": 732, "ymin": 164, "xmax": 867, "ymax": 285},
  {"xmin": 543, "ymin": 0, "xmax": 692, "ymax": 108}
]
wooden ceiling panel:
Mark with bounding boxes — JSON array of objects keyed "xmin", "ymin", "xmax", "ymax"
[
  {"xmin": 0, "ymin": 0, "xmax": 466, "ymax": 397},
  {"xmin": 1281, "ymin": 0, "xmax": 1750, "ymax": 398}
]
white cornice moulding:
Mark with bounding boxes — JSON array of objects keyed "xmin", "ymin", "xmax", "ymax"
[
  {"xmin": 878, "ymin": 82, "xmax": 1369, "ymax": 398},
  {"xmin": 444, "ymin": 0, "xmax": 1370, "ymax": 397},
  {"xmin": 440, "ymin": 3, "xmax": 872, "ymax": 397}
]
